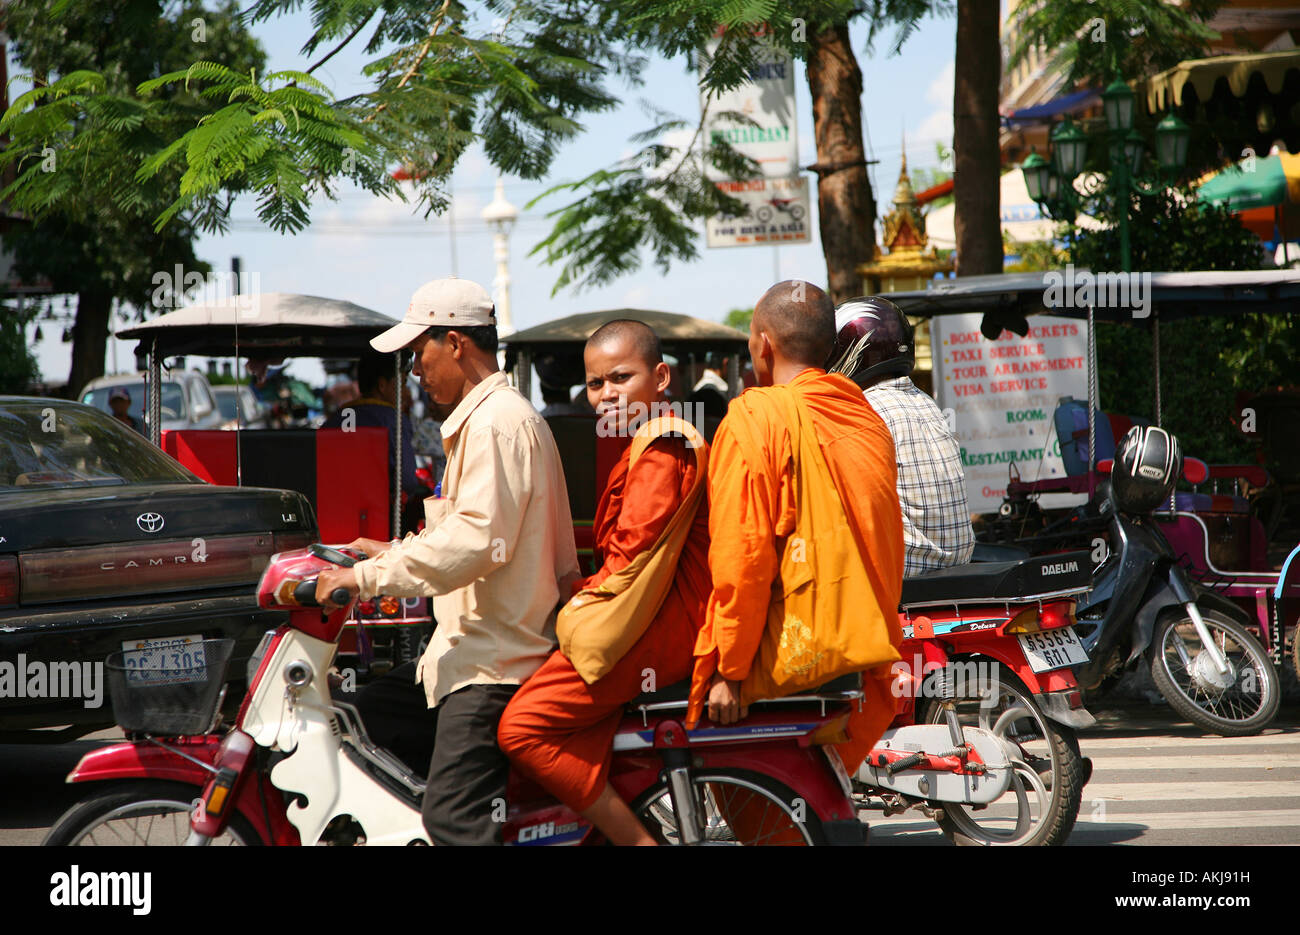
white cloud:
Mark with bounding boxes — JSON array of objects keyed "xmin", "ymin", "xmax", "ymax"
[{"xmin": 926, "ymin": 60, "xmax": 956, "ymax": 107}]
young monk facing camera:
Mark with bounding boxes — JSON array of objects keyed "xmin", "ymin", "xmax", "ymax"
[{"xmin": 497, "ymin": 320, "xmax": 711, "ymax": 846}]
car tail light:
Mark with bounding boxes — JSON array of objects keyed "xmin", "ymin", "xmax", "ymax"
[
  {"xmin": 378, "ymin": 595, "xmax": 401, "ymax": 616},
  {"xmin": 0, "ymin": 556, "xmax": 18, "ymax": 607},
  {"xmin": 237, "ymin": 626, "xmax": 288, "ymax": 726}
]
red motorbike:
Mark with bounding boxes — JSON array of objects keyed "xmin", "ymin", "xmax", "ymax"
[
  {"xmin": 45, "ymin": 545, "xmax": 869, "ymax": 846},
  {"xmin": 855, "ymin": 547, "xmax": 1096, "ymax": 846}
]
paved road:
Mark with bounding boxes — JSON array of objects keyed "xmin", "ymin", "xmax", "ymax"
[
  {"xmin": 866, "ymin": 704, "xmax": 1300, "ymax": 845},
  {"xmin": 3, "ymin": 707, "xmax": 1297, "ymax": 846}
]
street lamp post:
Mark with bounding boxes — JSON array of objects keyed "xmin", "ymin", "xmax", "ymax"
[
  {"xmin": 481, "ymin": 177, "xmax": 518, "ymax": 335},
  {"xmin": 1020, "ymin": 79, "xmax": 1191, "ymax": 273}
]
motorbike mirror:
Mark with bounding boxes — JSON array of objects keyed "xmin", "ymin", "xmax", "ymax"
[{"xmin": 1183, "ymin": 457, "xmax": 1209, "ymax": 485}]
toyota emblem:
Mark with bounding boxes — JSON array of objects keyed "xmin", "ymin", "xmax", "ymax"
[{"xmin": 137, "ymin": 512, "xmax": 165, "ymax": 533}]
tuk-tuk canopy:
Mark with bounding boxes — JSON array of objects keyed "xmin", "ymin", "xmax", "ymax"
[
  {"xmin": 503, "ymin": 308, "xmax": 749, "ymax": 400},
  {"xmin": 117, "ymin": 293, "xmax": 397, "ymax": 358},
  {"xmin": 504, "ymin": 308, "xmax": 749, "ymax": 355},
  {"xmin": 883, "ymin": 269, "xmax": 1300, "ymax": 324}
]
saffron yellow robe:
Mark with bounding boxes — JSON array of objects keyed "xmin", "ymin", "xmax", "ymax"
[{"xmin": 687, "ymin": 369, "xmax": 904, "ymax": 772}]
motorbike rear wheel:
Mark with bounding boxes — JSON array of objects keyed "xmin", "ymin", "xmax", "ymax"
[
  {"xmin": 630, "ymin": 768, "xmax": 828, "ymax": 845},
  {"xmin": 1149, "ymin": 607, "xmax": 1280, "ymax": 736},
  {"xmin": 44, "ymin": 781, "xmax": 261, "ymax": 846},
  {"xmin": 923, "ymin": 663, "xmax": 1085, "ymax": 846}
]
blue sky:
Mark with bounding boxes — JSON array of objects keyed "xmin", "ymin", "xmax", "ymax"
[{"xmin": 23, "ymin": 7, "xmax": 962, "ymax": 387}]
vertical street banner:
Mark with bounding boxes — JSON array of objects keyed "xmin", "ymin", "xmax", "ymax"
[
  {"xmin": 700, "ymin": 35, "xmax": 809, "ymax": 247},
  {"xmin": 931, "ymin": 313, "xmax": 1090, "ymax": 514}
]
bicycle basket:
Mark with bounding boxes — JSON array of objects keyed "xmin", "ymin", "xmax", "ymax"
[{"xmin": 105, "ymin": 638, "xmax": 236, "ymax": 735}]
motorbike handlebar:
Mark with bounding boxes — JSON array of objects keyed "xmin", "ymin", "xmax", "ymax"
[{"xmin": 291, "ymin": 579, "xmax": 354, "ymax": 609}]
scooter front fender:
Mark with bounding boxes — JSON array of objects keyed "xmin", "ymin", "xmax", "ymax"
[
  {"xmin": 68, "ymin": 736, "xmax": 221, "ymax": 786},
  {"xmin": 65, "ymin": 737, "xmax": 298, "ymax": 845}
]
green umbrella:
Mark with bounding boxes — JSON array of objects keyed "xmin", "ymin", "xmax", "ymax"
[{"xmin": 1198, "ymin": 153, "xmax": 1300, "ymax": 210}]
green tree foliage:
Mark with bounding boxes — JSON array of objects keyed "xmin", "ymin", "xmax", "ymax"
[
  {"xmin": 0, "ymin": 304, "xmax": 41, "ymax": 393},
  {"xmin": 724, "ymin": 307, "xmax": 754, "ymax": 331},
  {"xmin": 2, "ymin": 0, "xmax": 266, "ymax": 395},
  {"xmin": 3, "ymin": 0, "xmax": 950, "ymax": 300},
  {"xmin": 1007, "ymin": 0, "xmax": 1222, "ymax": 89},
  {"xmin": 1070, "ymin": 190, "xmax": 1280, "ymax": 464}
]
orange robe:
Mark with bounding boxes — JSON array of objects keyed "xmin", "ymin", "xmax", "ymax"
[
  {"xmin": 686, "ymin": 369, "xmax": 904, "ymax": 772},
  {"xmin": 497, "ymin": 434, "xmax": 711, "ymax": 812}
]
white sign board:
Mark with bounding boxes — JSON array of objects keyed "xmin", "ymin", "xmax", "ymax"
[
  {"xmin": 701, "ymin": 38, "xmax": 798, "ymax": 180},
  {"xmin": 706, "ymin": 175, "xmax": 811, "ymax": 247},
  {"xmin": 931, "ymin": 313, "xmax": 1090, "ymax": 514}
]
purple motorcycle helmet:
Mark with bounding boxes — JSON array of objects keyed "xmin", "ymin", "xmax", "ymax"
[{"xmin": 827, "ymin": 296, "xmax": 915, "ymax": 389}]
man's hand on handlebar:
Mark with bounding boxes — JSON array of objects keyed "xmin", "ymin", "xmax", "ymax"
[
  {"xmin": 345, "ymin": 537, "xmax": 393, "ymax": 558},
  {"xmin": 316, "ymin": 566, "xmax": 360, "ymax": 611}
]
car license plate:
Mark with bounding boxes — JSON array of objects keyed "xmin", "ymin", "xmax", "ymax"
[
  {"xmin": 119, "ymin": 634, "xmax": 206, "ymax": 685},
  {"xmin": 1018, "ymin": 626, "xmax": 1089, "ymax": 673}
]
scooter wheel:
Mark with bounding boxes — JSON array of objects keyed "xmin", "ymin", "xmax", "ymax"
[
  {"xmin": 1148, "ymin": 607, "xmax": 1281, "ymax": 736},
  {"xmin": 923, "ymin": 664, "xmax": 1085, "ymax": 846},
  {"xmin": 43, "ymin": 780, "xmax": 262, "ymax": 846},
  {"xmin": 629, "ymin": 768, "xmax": 829, "ymax": 845}
]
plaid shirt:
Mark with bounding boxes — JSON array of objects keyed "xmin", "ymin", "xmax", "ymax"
[{"xmin": 864, "ymin": 376, "xmax": 975, "ymax": 577}]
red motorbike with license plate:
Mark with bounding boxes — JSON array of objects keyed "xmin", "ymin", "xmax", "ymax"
[{"xmin": 855, "ymin": 548, "xmax": 1096, "ymax": 846}]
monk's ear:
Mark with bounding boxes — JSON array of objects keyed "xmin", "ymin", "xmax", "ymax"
[{"xmin": 653, "ymin": 360, "xmax": 671, "ymax": 394}]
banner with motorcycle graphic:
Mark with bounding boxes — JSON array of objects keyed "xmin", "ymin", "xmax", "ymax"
[
  {"xmin": 705, "ymin": 175, "xmax": 811, "ymax": 247},
  {"xmin": 699, "ymin": 34, "xmax": 810, "ymax": 248},
  {"xmin": 931, "ymin": 312, "xmax": 1089, "ymax": 514}
]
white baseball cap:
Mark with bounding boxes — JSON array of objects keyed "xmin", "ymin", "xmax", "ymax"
[{"xmin": 371, "ymin": 277, "xmax": 496, "ymax": 353}]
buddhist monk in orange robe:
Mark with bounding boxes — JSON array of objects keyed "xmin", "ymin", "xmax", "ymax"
[
  {"xmin": 497, "ymin": 320, "xmax": 711, "ymax": 846},
  {"xmin": 686, "ymin": 281, "xmax": 904, "ymax": 775}
]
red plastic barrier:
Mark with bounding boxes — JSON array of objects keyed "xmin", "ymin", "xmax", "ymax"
[{"xmin": 162, "ymin": 427, "xmax": 391, "ymax": 542}]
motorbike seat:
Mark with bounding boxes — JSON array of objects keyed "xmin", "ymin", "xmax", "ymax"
[
  {"xmin": 900, "ymin": 550, "xmax": 1092, "ymax": 606},
  {"xmin": 625, "ymin": 673, "xmax": 861, "ymax": 712}
]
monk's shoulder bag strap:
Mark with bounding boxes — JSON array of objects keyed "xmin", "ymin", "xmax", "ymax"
[{"xmin": 556, "ymin": 415, "xmax": 708, "ymax": 684}]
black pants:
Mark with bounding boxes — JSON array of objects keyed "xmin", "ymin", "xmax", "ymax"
[{"xmin": 351, "ymin": 661, "xmax": 517, "ymax": 846}]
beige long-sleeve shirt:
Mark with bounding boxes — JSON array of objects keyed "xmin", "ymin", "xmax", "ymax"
[{"xmin": 353, "ymin": 371, "xmax": 579, "ymax": 707}]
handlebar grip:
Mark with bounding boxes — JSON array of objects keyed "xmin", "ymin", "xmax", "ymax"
[
  {"xmin": 330, "ymin": 588, "xmax": 353, "ymax": 607},
  {"xmin": 293, "ymin": 580, "xmax": 319, "ymax": 606}
]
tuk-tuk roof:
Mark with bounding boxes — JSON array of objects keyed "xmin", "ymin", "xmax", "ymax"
[
  {"xmin": 884, "ymin": 269, "xmax": 1300, "ymax": 321},
  {"xmin": 117, "ymin": 293, "xmax": 398, "ymax": 357},
  {"xmin": 504, "ymin": 309, "xmax": 749, "ymax": 355}
]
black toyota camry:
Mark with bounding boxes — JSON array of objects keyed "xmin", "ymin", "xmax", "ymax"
[{"xmin": 0, "ymin": 397, "xmax": 316, "ymax": 737}]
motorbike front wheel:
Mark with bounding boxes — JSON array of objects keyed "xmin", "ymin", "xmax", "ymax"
[
  {"xmin": 44, "ymin": 780, "xmax": 261, "ymax": 846},
  {"xmin": 1148, "ymin": 607, "xmax": 1280, "ymax": 736},
  {"xmin": 630, "ymin": 768, "xmax": 828, "ymax": 845},
  {"xmin": 923, "ymin": 663, "xmax": 1085, "ymax": 846}
]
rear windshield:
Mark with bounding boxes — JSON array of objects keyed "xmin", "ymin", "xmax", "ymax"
[
  {"xmin": 82, "ymin": 382, "xmax": 185, "ymax": 422},
  {"xmin": 0, "ymin": 401, "xmax": 200, "ymax": 491}
]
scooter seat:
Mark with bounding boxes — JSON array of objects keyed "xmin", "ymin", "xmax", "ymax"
[
  {"xmin": 626, "ymin": 673, "xmax": 862, "ymax": 711},
  {"xmin": 900, "ymin": 550, "xmax": 1092, "ymax": 606}
]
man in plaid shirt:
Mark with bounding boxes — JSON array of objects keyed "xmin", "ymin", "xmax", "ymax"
[{"xmin": 829, "ymin": 297, "xmax": 975, "ymax": 576}]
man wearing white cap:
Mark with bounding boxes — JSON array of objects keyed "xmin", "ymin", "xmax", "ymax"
[{"xmin": 316, "ymin": 276, "xmax": 579, "ymax": 845}]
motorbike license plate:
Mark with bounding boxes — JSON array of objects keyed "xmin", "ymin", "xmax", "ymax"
[
  {"xmin": 1018, "ymin": 626, "xmax": 1088, "ymax": 673},
  {"xmin": 119, "ymin": 634, "xmax": 206, "ymax": 685}
]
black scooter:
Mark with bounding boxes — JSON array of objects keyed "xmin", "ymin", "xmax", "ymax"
[{"xmin": 1071, "ymin": 466, "xmax": 1280, "ymax": 735}]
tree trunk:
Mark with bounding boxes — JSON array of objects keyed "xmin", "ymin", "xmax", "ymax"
[
  {"xmin": 953, "ymin": 0, "xmax": 1003, "ymax": 276},
  {"xmin": 67, "ymin": 292, "xmax": 112, "ymax": 399},
  {"xmin": 807, "ymin": 23, "xmax": 875, "ymax": 304}
]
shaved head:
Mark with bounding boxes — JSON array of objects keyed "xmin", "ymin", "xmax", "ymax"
[
  {"xmin": 587, "ymin": 318, "xmax": 663, "ymax": 367},
  {"xmin": 753, "ymin": 280, "xmax": 836, "ymax": 367}
]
